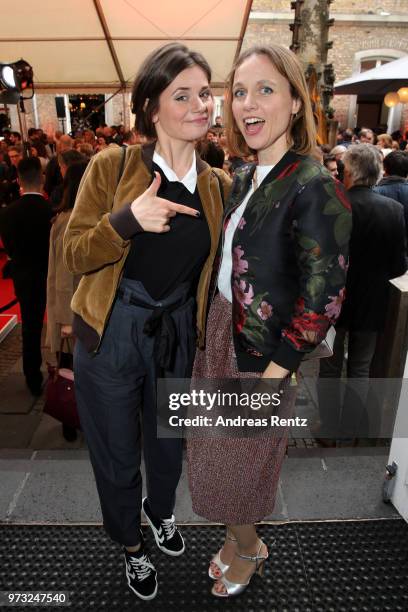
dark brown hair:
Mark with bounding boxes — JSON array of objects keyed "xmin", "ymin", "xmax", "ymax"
[
  {"xmin": 131, "ymin": 42, "xmax": 211, "ymax": 139},
  {"xmin": 30, "ymin": 139, "xmax": 47, "ymax": 158},
  {"xmin": 225, "ymin": 44, "xmax": 316, "ymax": 158},
  {"xmin": 57, "ymin": 160, "xmax": 88, "ymax": 212},
  {"xmin": 58, "ymin": 149, "xmax": 85, "ymax": 168},
  {"xmin": 17, "ymin": 157, "xmax": 42, "ymax": 186}
]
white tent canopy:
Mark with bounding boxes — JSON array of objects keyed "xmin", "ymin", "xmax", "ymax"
[
  {"xmin": 334, "ymin": 55, "xmax": 408, "ymax": 96},
  {"xmin": 0, "ymin": 0, "xmax": 252, "ymax": 93}
]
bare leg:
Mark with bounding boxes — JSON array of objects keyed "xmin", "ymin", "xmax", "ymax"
[
  {"xmin": 213, "ymin": 524, "xmax": 268, "ymax": 595},
  {"xmin": 209, "ymin": 527, "xmax": 237, "ymax": 578}
]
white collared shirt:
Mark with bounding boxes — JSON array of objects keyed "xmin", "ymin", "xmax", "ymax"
[
  {"xmin": 152, "ymin": 150, "xmax": 197, "ymax": 194},
  {"xmin": 218, "ymin": 164, "xmax": 274, "ymax": 302}
]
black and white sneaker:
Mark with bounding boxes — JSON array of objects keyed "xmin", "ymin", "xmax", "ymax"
[
  {"xmin": 124, "ymin": 539, "xmax": 158, "ymax": 601},
  {"xmin": 142, "ymin": 497, "xmax": 185, "ymax": 556}
]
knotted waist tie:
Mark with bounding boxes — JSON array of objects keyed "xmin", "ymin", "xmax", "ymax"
[{"xmin": 117, "ymin": 288, "xmax": 188, "ymax": 371}]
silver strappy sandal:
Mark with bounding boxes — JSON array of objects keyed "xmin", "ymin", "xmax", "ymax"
[
  {"xmin": 211, "ymin": 539, "xmax": 268, "ymax": 598},
  {"xmin": 208, "ymin": 533, "xmax": 237, "ymax": 580}
]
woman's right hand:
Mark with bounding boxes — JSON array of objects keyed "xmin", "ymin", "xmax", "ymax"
[{"xmin": 130, "ymin": 171, "xmax": 200, "ymax": 233}]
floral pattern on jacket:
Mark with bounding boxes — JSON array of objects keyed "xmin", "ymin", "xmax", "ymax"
[{"xmin": 225, "ymin": 150, "xmax": 352, "ymax": 372}]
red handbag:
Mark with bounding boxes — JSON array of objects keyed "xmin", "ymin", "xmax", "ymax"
[{"xmin": 43, "ymin": 338, "xmax": 81, "ymax": 430}]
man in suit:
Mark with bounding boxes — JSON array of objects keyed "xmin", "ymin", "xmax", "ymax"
[
  {"xmin": 0, "ymin": 157, "xmax": 52, "ymax": 395},
  {"xmin": 373, "ymin": 150, "xmax": 408, "ymax": 249},
  {"xmin": 318, "ymin": 144, "xmax": 407, "ymax": 444}
]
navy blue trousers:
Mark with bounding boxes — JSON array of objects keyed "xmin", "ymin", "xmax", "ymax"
[{"xmin": 74, "ymin": 279, "xmax": 196, "ymax": 546}]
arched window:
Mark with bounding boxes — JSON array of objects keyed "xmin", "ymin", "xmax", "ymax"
[{"xmin": 347, "ymin": 49, "xmax": 405, "ymax": 132}]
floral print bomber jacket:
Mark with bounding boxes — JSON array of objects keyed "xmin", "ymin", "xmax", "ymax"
[{"xmin": 223, "ymin": 149, "xmax": 352, "ymax": 373}]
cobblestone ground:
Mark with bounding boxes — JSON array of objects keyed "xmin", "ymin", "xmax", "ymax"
[
  {"xmin": 0, "ymin": 323, "xmax": 48, "ymax": 433},
  {"xmin": 0, "ymin": 324, "xmax": 22, "ymax": 384}
]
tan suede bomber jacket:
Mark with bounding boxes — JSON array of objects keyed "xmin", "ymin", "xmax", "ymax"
[{"xmin": 63, "ymin": 142, "xmax": 230, "ymax": 353}]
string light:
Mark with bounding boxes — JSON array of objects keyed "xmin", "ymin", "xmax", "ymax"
[{"xmin": 384, "ymin": 91, "xmax": 400, "ymax": 108}]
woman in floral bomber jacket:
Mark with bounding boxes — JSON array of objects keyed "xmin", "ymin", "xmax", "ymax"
[{"xmin": 187, "ymin": 44, "xmax": 352, "ymax": 599}]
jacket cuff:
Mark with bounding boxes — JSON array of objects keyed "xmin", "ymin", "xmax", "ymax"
[
  {"xmin": 271, "ymin": 340, "xmax": 304, "ymax": 372},
  {"xmin": 109, "ymin": 204, "xmax": 144, "ymax": 240}
]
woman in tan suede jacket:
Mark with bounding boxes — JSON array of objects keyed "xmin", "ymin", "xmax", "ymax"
[
  {"xmin": 63, "ymin": 43, "xmax": 230, "ymax": 601},
  {"xmin": 46, "ymin": 161, "xmax": 88, "ymax": 442},
  {"xmin": 46, "ymin": 161, "xmax": 88, "ymax": 354}
]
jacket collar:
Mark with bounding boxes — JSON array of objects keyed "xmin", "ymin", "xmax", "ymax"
[
  {"xmin": 259, "ymin": 149, "xmax": 302, "ymax": 185},
  {"xmin": 378, "ymin": 175, "xmax": 407, "ymax": 185},
  {"xmin": 347, "ymin": 185, "xmax": 371, "ymax": 192},
  {"xmin": 227, "ymin": 149, "xmax": 303, "ymax": 213}
]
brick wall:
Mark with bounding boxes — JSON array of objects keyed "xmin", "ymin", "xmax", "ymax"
[
  {"xmin": 329, "ymin": 29, "xmax": 408, "ymax": 81},
  {"xmin": 242, "ymin": 22, "xmax": 292, "ymax": 50},
  {"xmin": 34, "ymin": 94, "xmax": 59, "ymax": 134},
  {"xmin": 252, "ymin": 0, "xmax": 294, "ymax": 11},
  {"xmin": 10, "ymin": 95, "xmax": 59, "ymax": 134},
  {"xmin": 252, "ymin": 0, "xmax": 408, "ymax": 14}
]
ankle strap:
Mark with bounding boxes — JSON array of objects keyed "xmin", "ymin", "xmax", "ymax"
[{"xmin": 236, "ymin": 540, "xmax": 267, "ymax": 564}]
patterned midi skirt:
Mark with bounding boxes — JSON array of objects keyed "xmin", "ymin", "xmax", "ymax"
[{"xmin": 187, "ymin": 292, "xmax": 296, "ymax": 524}]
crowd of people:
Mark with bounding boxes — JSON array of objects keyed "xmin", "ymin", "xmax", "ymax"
[
  {"xmin": 1, "ymin": 121, "xmax": 407, "ymax": 210},
  {"xmin": 0, "ymin": 40, "xmax": 407, "ymax": 603}
]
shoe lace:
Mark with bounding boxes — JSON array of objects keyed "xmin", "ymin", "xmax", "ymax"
[
  {"xmin": 128, "ymin": 553, "xmax": 154, "ymax": 581},
  {"xmin": 162, "ymin": 516, "xmax": 176, "ymax": 539}
]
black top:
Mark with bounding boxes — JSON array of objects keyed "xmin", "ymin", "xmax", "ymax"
[
  {"xmin": 0, "ymin": 165, "xmax": 20, "ymax": 206},
  {"xmin": 374, "ymin": 176, "xmax": 408, "ymax": 248},
  {"xmin": 0, "ymin": 193, "xmax": 52, "ymax": 278},
  {"xmin": 338, "ymin": 185, "xmax": 407, "ymax": 332},
  {"xmin": 123, "ymin": 162, "xmax": 211, "ymax": 300}
]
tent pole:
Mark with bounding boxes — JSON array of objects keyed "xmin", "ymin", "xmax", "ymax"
[{"xmin": 17, "ymin": 98, "xmax": 30, "ymax": 157}]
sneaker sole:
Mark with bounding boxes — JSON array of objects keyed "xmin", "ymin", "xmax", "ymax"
[
  {"xmin": 142, "ymin": 499, "xmax": 185, "ymax": 557},
  {"xmin": 125, "ymin": 560, "xmax": 158, "ymax": 601}
]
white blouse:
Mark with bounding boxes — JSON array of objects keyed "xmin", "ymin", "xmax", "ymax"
[{"xmin": 218, "ymin": 164, "xmax": 274, "ymax": 302}]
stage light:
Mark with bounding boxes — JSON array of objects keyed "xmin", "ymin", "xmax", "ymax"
[
  {"xmin": 1, "ymin": 65, "xmax": 16, "ymax": 88},
  {"xmin": 10, "ymin": 60, "xmax": 33, "ymax": 92},
  {"xmin": 0, "ymin": 59, "xmax": 33, "ymax": 104}
]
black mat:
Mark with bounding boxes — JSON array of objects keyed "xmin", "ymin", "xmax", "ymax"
[{"xmin": 1, "ymin": 520, "xmax": 408, "ymax": 611}]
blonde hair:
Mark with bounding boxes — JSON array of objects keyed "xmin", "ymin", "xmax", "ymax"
[
  {"xmin": 225, "ymin": 44, "xmax": 316, "ymax": 158},
  {"xmin": 378, "ymin": 133, "xmax": 393, "ymax": 148}
]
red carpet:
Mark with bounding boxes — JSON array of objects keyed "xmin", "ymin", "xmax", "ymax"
[{"xmin": 0, "ymin": 252, "xmax": 21, "ymax": 321}]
